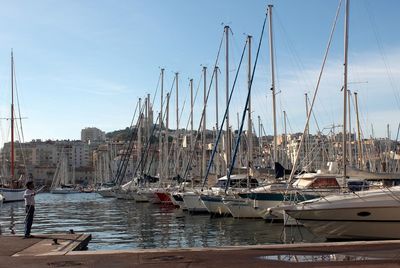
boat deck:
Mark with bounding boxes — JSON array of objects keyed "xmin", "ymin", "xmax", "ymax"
[{"xmin": 1, "ymin": 233, "xmax": 400, "ymax": 267}]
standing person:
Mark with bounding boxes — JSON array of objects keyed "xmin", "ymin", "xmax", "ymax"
[{"xmin": 24, "ymin": 181, "xmax": 36, "ymax": 238}]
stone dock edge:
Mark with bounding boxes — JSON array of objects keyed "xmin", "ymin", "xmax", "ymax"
[{"xmin": 1, "ymin": 234, "xmax": 400, "ymax": 267}]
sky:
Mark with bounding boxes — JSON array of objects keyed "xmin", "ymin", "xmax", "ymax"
[{"xmin": 0, "ymin": 0, "xmax": 399, "ymax": 144}]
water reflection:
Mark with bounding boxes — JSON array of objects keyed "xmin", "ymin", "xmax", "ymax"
[{"xmin": 0, "ymin": 193, "xmax": 321, "ymax": 250}]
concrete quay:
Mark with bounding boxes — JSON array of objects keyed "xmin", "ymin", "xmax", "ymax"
[{"xmin": 1, "ymin": 234, "xmax": 400, "ymax": 267}]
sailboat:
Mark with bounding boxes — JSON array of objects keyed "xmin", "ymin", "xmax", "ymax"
[
  {"xmin": 0, "ymin": 51, "xmax": 26, "ymax": 202},
  {"xmin": 51, "ymin": 151, "xmax": 80, "ymax": 194},
  {"xmin": 280, "ymin": 0, "xmax": 400, "ymax": 239}
]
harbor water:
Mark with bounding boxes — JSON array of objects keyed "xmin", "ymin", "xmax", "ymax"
[{"xmin": 0, "ymin": 193, "xmax": 322, "ymax": 250}]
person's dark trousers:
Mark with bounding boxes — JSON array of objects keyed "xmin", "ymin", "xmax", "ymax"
[{"xmin": 25, "ymin": 205, "xmax": 35, "ymax": 237}]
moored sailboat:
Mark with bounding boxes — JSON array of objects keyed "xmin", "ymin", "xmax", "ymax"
[
  {"xmin": 277, "ymin": 0, "xmax": 400, "ymax": 239},
  {"xmin": 51, "ymin": 152, "xmax": 80, "ymax": 194},
  {"xmin": 0, "ymin": 51, "xmax": 26, "ymax": 202}
]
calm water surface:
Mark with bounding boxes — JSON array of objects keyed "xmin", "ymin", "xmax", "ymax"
[{"xmin": 0, "ymin": 193, "xmax": 322, "ymax": 250}]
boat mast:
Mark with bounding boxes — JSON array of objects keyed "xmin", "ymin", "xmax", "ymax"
[
  {"xmin": 165, "ymin": 93, "xmax": 170, "ymax": 179},
  {"xmin": 224, "ymin": 25, "xmax": 231, "ymax": 174},
  {"xmin": 175, "ymin": 72, "xmax": 179, "ymax": 175},
  {"xmin": 258, "ymin": 115, "xmax": 262, "ymax": 167},
  {"xmin": 354, "ymin": 92, "xmax": 363, "ymax": 169},
  {"xmin": 138, "ymin": 98, "xmax": 142, "ymax": 174},
  {"xmin": 305, "ymin": 93, "xmax": 309, "ymax": 170},
  {"xmin": 159, "ymin": 68, "xmax": 164, "ymax": 179},
  {"xmin": 190, "ymin": 78, "xmax": 194, "ymax": 152},
  {"xmin": 202, "ymin": 66, "xmax": 207, "ymax": 178},
  {"xmin": 268, "ymin": 5, "xmax": 278, "ymax": 164},
  {"xmin": 348, "ymin": 90, "xmax": 352, "ymax": 167},
  {"xmin": 283, "ymin": 110, "xmax": 288, "ymax": 170},
  {"xmin": 342, "ymin": 0, "xmax": 349, "ymax": 178},
  {"xmin": 11, "ymin": 50, "xmax": 15, "ymax": 179},
  {"xmin": 247, "ymin": 35, "xmax": 253, "ymax": 179}
]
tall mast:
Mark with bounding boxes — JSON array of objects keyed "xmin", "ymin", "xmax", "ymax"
[
  {"xmin": 202, "ymin": 66, "xmax": 207, "ymax": 178},
  {"xmin": 11, "ymin": 50, "xmax": 15, "ymax": 179},
  {"xmin": 215, "ymin": 67, "xmax": 219, "ymax": 132},
  {"xmin": 189, "ymin": 78, "xmax": 194, "ymax": 180},
  {"xmin": 159, "ymin": 68, "xmax": 164, "ymax": 178},
  {"xmin": 147, "ymin": 93, "xmax": 151, "ymax": 142},
  {"xmin": 224, "ymin": 25, "xmax": 231, "ymax": 174},
  {"xmin": 190, "ymin": 78, "xmax": 194, "ymax": 151},
  {"xmin": 247, "ymin": 35, "xmax": 253, "ymax": 178},
  {"xmin": 175, "ymin": 72, "xmax": 179, "ymax": 175},
  {"xmin": 258, "ymin": 115, "xmax": 262, "ymax": 166},
  {"xmin": 144, "ymin": 96, "xmax": 148, "ymax": 144},
  {"xmin": 268, "ymin": 5, "xmax": 278, "ymax": 164},
  {"xmin": 342, "ymin": 0, "xmax": 349, "ymax": 178},
  {"xmin": 305, "ymin": 93, "xmax": 309, "ymax": 170},
  {"xmin": 283, "ymin": 110, "xmax": 288, "ymax": 169},
  {"xmin": 138, "ymin": 98, "xmax": 142, "ymax": 173},
  {"xmin": 165, "ymin": 93, "xmax": 170, "ymax": 179},
  {"xmin": 354, "ymin": 92, "xmax": 363, "ymax": 169},
  {"xmin": 348, "ymin": 90, "xmax": 352, "ymax": 167}
]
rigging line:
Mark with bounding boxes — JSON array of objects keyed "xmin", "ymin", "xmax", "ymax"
[
  {"xmin": 288, "ymin": 0, "xmax": 342, "ymax": 182},
  {"xmin": 192, "ymin": 71, "xmax": 203, "ymax": 117},
  {"xmin": 213, "ymin": 14, "xmax": 268, "ymax": 191},
  {"xmin": 159, "ymin": 92, "xmax": 174, "ymax": 180},
  {"xmin": 285, "ymin": 112, "xmax": 293, "ymax": 134},
  {"xmin": 173, "ymin": 91, "xmax": 190, "ymax": 174},
  {"xmin": 307, "ymin": 95, "xmax": 322, "ymax": 133},
  {"xmin": 12, "ymin": 62, "xmax": 29, "ymax": 176},
  {"xmin": 201, "ymin": 37, "xmax": 249, "ymax": 190},
  {"xmin": 174, "ymin": 79, "xmax": 196, "ymax": 176},
  {"xmin": 181, "ymin": 79, "xmax": 195, "ymax": 132},
  {"xmin": 129, "ymin": 99, "xmax": 140, "ymax": 130},
  {"xmin": 178, "ymin": 71, "xmax": 203, "ymax": 135},
  {"xmin": 158, "ymin": 76, "xmax": 182, "ymax": 180},
  {"xmin": 364, "ymin": 0, "xmax": 400, "ymax": 111},
  {"xmin": 178, "ymin": 82, "xmax": 189, "ymax": 129},
  {"xmin": 160, "ymin": 74, "xmax": 176, "ymax": 118},
  {"xmin": 152, "ymin": 71, "xmax": 162, "ymax": 111},
  {"xmin": 165, "ymin": 80, "xmax": 191, "ymax": 176},
  {"xmin": 116, "ymin": 99, "xmax": 139, "ymax": 181},
  {"xmin": 181, "ymin": 29, "xmax": 226, "ymax": 185},
  {"xmin": 158, "ymin": 72, "xmax": 176, "ymax": 127},
  {"xmin": 134, "ymin": 113, "xmax": 161, "ymax": 179},
  {"xmin": 12, "ymin": 57, "xmax": 25, "ymax": 143},
  {"xmin": 114, "ymin": 101, "xmax": 145, "ymax": 185}
]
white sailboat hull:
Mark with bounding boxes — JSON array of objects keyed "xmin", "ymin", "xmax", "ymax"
[
  {"xmin": 288, "ymin": 208, "xmax": 400, "ymax": 240},
  {"xmin": 182, "ymin": 192, "xmax": 208, "ymax": 213},
  {"xmin": 51, "ymin": 187, "xmax": 81, "ymax": 194},
  {"xmin": 200, "ymin": 195, "xmax": 231, "ymax": 216},
  {"xmin": 223, "ymin": 198, "xmax": 262, "ymax": 218},
  {"xmin": 97, "ymin": 187, "xmax": 116, "ymax": 197},
  {"xmin": 0, "ymin": 188, "xmax": 25, "ymax": 202},
  {"xmin": 285, "ymin": 186, "xmax": 400, "ymax": 240}
]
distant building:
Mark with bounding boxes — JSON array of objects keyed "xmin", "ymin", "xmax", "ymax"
[
  {"xmin": 81, "ymin": 127, "xmax": 106, "ymax": 143},
  {"xmin": 0, "ymin": 139, "xmax": 95, "ymax": 186}
]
